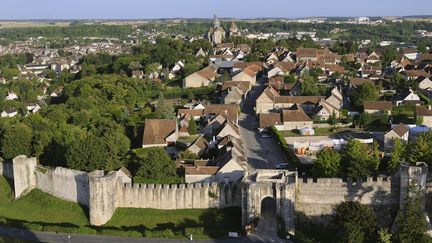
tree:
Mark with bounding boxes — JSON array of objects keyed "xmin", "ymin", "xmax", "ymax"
[
  {"xmin": 342, "ymin": 140, "xmax": 380, "ymax": 177},
  {"xmin": 350, "ymin": 83, "xmax": 378, "ymax": 109},
  {"xmin": 388, "ymin": 138, "xmax": 406, "ymax": 172},
  {"xmin": 188, "ymin": 118, "xmax": 198, "ymax": 135},
  {"xmin": 394, "ymin": 186, "xmax": 430, "ymax": 243},
  {"xmin": 312, "ymin": 149, "xmax": 341, "ymax": 177},
  {"xmin": 0, "ymin": 123, "xmax": 33, "ymax": 160},
  {"xmin": 65, "ymin": 133, "xmax": 106, "ymax": 171},
  {"xmin": 328, "ymin": 111, "xmax": 338, "ymax": 126},
  {"xmin": 301, "ymin": 75, "xmax": 319, "ymax": 95},
  {"xmin": 407, "ymin": 132, "xmax": 432, "ymax": 166},
  {"xmin": 378, "ymin": 228, "xmax": 392, "ymax": 243},
  {"xmin": 135, "ymin": 147, "xmax": 176, "ymax": 181},
  {"xmin": 154, "ymin": 93, "xmax": 175, "ymax": 119},
  {"xmin": 178, "ymin": 150, "xmax": 199, "ymax": 160},
  {"xmin": 283, "ymin": 74, "xmax": 296, "ymax": 83},
  {"xmin": 332, "ymin": 201, "xmax": 377, "ymax": 243}
]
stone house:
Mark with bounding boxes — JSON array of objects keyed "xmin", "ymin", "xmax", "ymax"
[
  {"xmin": 142, "ymin": 119, "xmax": 178, "ymax": 148},
  {"xmin": 296, "ymin": 48, "xmax": 318, "ymax": 62},
  {"xmin": 214, "ymin": 120, "xmax": 240, "ymax": 140},
  {"xmin": 417, "ymin": 76, "xmax": 432, "ymax": 90},
  {"xmin": 402, "ymin": 47, "xmax": 419, "ymax": 61},
  {"xmin": 394, "ymin": 89, "xmax": 420, "ymax": 106},
  {"xmin": 259, "ymin": 113, "xmax": 282, "ymax": 129},
  {"xmin": 282, "ymin": 104, "xmax": 313, "ymax": 130},
  {"xmin": 183, "ymin": 66, "xmax": 217, "ymax": 88},
  {"xmin": 215, "ymin": 150, "xmax": 246, "ymax": 183},
  {"xmin": 1, "ymin": 108, "xmax": 18, "ymax": 118},
  {"xmin": 384, "ymin": 123, "xmax": 409, "ymax": 150},
  {"xmin": 416, "ymin": 106, "xmax": 432, "ymax": 127},
  {"xmin": 363, "ymin": 101, "xmax": 392, "ymax": 115},
  {"xmin": 187, "ymin": 135, "xmax": 209, "ymax": 156},
  {"xmin": 185, "ymin": 166, "xmax": 218, "ymax": 183},
  {"xmin": 231, "ymin": 66, "xmax": 257, "ymax": 85},
  {"xmin": 256, "ymin": 87, "xmax": 324, "ymax": 114}
]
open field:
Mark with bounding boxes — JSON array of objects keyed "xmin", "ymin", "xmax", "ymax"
[
  {"xmin": 0, "ymin": 22, "xmax": 71, "ymax": 29},
  {"xmin": 0, "ymin": 176, "xmax": 240, "ymax": 239}
]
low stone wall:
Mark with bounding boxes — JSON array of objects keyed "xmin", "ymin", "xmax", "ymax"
[{"xmin": 296, "ymin": 177, "xmax": 400, "ymax": 223}]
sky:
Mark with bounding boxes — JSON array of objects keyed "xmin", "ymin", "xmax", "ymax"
[{"xmin": 0, "ymin": 0, "xmax": 432, "ymax": 20}]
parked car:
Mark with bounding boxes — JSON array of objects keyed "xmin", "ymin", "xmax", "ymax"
[
  {"xmin": 276, "ymin": 163, "xmax": 289, "ymax": 169},
  {"xmin": 260, "ymin": 131, "xmax": 271, "ymax": 138}
]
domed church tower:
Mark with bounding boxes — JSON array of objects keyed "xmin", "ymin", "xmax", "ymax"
[{"xmin": 206, "ymin": 14, "xmax": 226, "ymax": 45}]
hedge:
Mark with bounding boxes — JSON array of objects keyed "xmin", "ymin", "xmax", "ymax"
[{"xmin": 268, "ymin": 126, "xmax": 302, "ymax": 169}]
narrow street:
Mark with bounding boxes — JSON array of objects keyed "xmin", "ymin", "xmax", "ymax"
[{"xmin": 238, "ymin": 78, "xmax": 288, "ymax": 171}]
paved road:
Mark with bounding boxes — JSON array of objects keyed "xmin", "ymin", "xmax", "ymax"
[
  {"xmin": 238, "ymin": 80, "xmax": 287, "ymax": 171},
  {"xmin": 0, "ymin": 225, "xmax": 288, "ymax": 243},
  {"xmin": 247, "ymin": 198, "xmax": 286, "ymax": 243}
]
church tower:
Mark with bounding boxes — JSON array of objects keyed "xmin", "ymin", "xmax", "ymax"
[
  {"xmin": 229, "ymin": 20, "xmax": 239, "ymax": 37},
  {"xmin": 206, "ymin": 14, "xmax": 226, "ymax": 45}
]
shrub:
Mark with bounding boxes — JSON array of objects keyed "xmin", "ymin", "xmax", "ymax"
[{"xmin": 185, "ymin": 227, "xmax": 205, "ymax": 236}]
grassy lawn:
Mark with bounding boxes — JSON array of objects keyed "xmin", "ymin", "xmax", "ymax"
[{"xmin": 0, "ymin": 176, "xmax": 240, "ymax": 239}]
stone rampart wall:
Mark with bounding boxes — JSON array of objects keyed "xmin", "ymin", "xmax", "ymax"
[{"xmin": 296, "ymin": 177, "xmax": 400, "ymax": 220}]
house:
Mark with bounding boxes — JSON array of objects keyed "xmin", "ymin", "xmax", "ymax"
[
  {"xmin": 132, "ymin": 70, "xmax": 144, "ymax": 79},
  {"xmin": 5, "ymin": 92, "xmax": 18, "ymax": 100},
  {"xmin": 417, "ymin": 76, "xmax": 432, "ymax": 90},
  {"xmin": 267, "ymin": 62, "xmax": 295, "ymax": 78},
  {"xmin": 201, "ymin": 112, "xmax": 231, "ymax": 136},
  {"xmin": 256, "ymin": 87, "xmax": 324, "ymax": 114},
  {"xmin": 214, "ymin": 120, "xmax": 240, "ymax": 140},
  {"xmin": 405, "ymin": 70, "xmax": 430, "ymax": 80},
  {"xmin": 315, "ymin": 100, "xmax": 340, "ymax": 121},
  {"xmin": 366, "ymin": 51, "xmax": 380, "ymax": 64},
  {"xmin": 231, "ymin": 66, "xmax": 257, "ymax": 85},
  {"xmin": 183, "ymin": 66, "xmax": 217, "ymax": 88},
  {"xmin": 402, "ymin": 48, "xmax": 419, "ymax": 61},
  {"xmin": 384, "ymin": 123, "xmax": 409, "ymax": 150},
  {"xmin": 215, "ymin": 150, "xmax": 246, "ymax": 183},
  {"xmin": 296, "ymin": 48, "xmax": 318, "ymax": 62},
  {"xmin": 177, "ymin": 108, "xmax": 204, "ymax": 120},
  {"xmin": 204, "ymin": 104, "xmax": 239, "ymax": 124},
  {"xmin": 223, "ymin": 86, "xmax": 244, "ymax": 105},
  {"xmin": 282, "ymin": 104, "xmax": 313, "ymax": 130},
  {"xmin": 363, "ymin": 101, "xmax": 392, "ymax": 115},
  {"xmin": 394, "ymin": 89, "xmax": 421, "ymax": 106},
  {"xmin": 259, "ymin": 113, "xmax": 282, "ymax": 129},
  {"xmin": 1, "ymin": 108, "xmax": 18, "ymax": 118},
  {"xmin": 185, "ymin": 166, "xmax": 218, "ymax": 183},
  {"xmin": 195, "ymin": 48, "xmax": 207, "ymax": 58},
  {"xmin": 349, "ymin": 78, "xmax": 375, "ymax": 90},
  {"xmin": 187, "ymin": 135, "xmax": 209, "ymax": 156},
  {"xmin": 416, "ymin": 106, "xmax": 432, "ymax": 127},
  {"xmin": 142, "ymin": 119, "xmax": 178, "ymax": 148},
  {"xmin": 25, "ymin": 103, "xmax": 41, "ymax": 114}
]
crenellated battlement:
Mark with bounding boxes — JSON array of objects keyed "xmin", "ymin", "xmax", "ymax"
[
  {"xmin": 299, "ymin": 176, "xmax": 392, "ymax": 185},
  {"xmin": 1, "ymin": 156, "xmax": 429, "ymax": 229}
]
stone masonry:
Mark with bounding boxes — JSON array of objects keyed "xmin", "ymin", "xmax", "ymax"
[{"xmin": 1, "ymin": 155, "xmax": 430, "ymax": 234}]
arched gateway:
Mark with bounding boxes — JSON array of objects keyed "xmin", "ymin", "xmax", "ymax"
[{"xmin": 241, "ymin": 170, "xmax": 297, "ymax": 234}]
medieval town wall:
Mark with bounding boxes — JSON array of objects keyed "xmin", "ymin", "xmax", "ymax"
[
  {"xmin": 296, "ymin": 177, "xmax": 400, "ymax": 223},
  {"xmin": 35, "ymin": 166, "xmax": 90, "ymax": 206}
]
